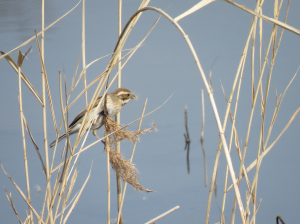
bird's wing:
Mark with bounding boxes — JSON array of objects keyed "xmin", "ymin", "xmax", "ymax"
[
  {"xmin": 68, "ymin": 108, "xmax": 86, "ymax": 128},
  {"xmin": 68, "ymin": 95, "xmax": 104, "ymax": 128}
]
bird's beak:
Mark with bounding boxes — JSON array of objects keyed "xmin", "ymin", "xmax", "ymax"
[{"xmin": 132, "ymin": 94, "xmax": 137, "ymax": 100}]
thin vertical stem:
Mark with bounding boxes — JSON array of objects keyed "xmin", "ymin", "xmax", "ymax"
[
  {"xmin": 41, "ymin": 0, "xmax": 53, "ymax": 222},
  {"xmin": 82, "ymin": 0, "xmax": 88, "ymax": 107},
  {"xmin": 117, "ymin": 99, "xmax": 148, "ymax": 224},
  {"xmin": 116, "ymin": 0, "xmax": 123, "ymax": 223},
  {"xmin": 17, "ymin": 52, "xmax": 33, "ymax": 224},
  {"xmin": 106, "ymin": 137, "xmax": 111, "ymax": 224}
]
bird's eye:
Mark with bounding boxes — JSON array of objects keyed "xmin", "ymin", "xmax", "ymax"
[{"xmin": 127, "ymin": 93, "xmax": 130, "ymax": 97}]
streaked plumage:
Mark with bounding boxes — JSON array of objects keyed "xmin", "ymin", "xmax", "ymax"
[{"xmin": 49, "ymin": 88, "xmax": 136, "ymax": 148}]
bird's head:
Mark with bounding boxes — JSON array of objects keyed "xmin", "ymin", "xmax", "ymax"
[{"xmin": 112, "ymin": 88, "xmax": 137, "ymax": 105}]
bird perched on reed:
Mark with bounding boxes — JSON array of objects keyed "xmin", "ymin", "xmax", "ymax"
[{"xmin": 49, "ymin": 88, "xmax": 136, "ymax": 148}]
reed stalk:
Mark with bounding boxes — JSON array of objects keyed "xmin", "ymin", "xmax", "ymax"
[
  {"xmin": 116, "ymin": 1, "xmax": 123, "ymax": 223},
  {"xmin": 116, "ymin": 99, "xmax": 148, "ymax": 224},
  {"xmin": 17, "ymin": 51, "xmax": 33, "ymax": 224},
  {"xmin": 82, "ymin": 0, "xmax": 87, "ymax": 107}
]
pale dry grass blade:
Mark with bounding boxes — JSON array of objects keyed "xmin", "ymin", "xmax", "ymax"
[
  {"xmin": 250, "ymin": 199, "xmax": 262, "ymax": 224},
  {"xmin": 116, "ymin": 99, "xmax": 147, "ymax": 223},
  {"xmin": 56, "ymin": 191, "xmax": 79, "ymax": 219},
  {"xmin": 62, "ymin": 163, "xmax": 92, "ymax": 224},
  {"xmin": 1, "ymin": 162, "xmax": 43, "ymax": 223},
  {"xmin": 39, "ymin": 4, "xmax": 54, "ymax": 221},
  {"xmin": 22, "ymin": 115, "xmax": 46, "ymax": 174},
  {"xmin": 66, "ymin": 168, "xmax": 79, "ymax": 207},
  {"xmin": 105, "ymin": 132, "xmax": 111, "ymax": 224},
  {"xmin": 174, "ymin": 0, "xmax": 216, "ymax": 22},
  {"xmin": 274, "ymin": 0, "xmax": 289, "ymax": 57},
  {"xmin": 0, "ymin": 51, "xmax": 43, "ymax": 105},
  {"xmin": 223, "ymin": 0, "xmax": 300, "ymax": 36},
  {"xmin": 17, "ymin": 50, "xmax": 33, "ymax": 224},
  {"xmin": 116, "ymin": 1, "xmax": 123, "ymax": 221},
  {"xmin": 52, "ymin": 145, "xmax": 68, "ymax": 222},
  {"xmin": 145, "ymin": 206, "xmax": 180, "ymax": 224},
  {"xmin": 35, "ymin": 30, "xmax": 58, "ymax": 136},
  {"xmin": 82, "ymin": 0, "xmax": 88, "ymax": 107},
  {"xmin": 0, "ymin": 0, "xmax": 82, "ymax": 61},
  {"xmin": 251, "ymin": 106, "xmax": 300, "ymax": 169},
  {"xmin": 4, "ymin": 186, "xmax": 23, "ymax": 224},
  {"xmin": 220, "ymin": 82, "xmax": 252, "ymax": 193},
  {"xmin": 69, "ymin": 52, "xmax": 81, "ymax": 96}
]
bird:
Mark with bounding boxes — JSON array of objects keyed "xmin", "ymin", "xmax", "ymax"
[{"xmin": 49, "ymin": 88, "xmax": 136, "ymax": 148}]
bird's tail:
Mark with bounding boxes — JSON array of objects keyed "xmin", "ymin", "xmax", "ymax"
[
  {"xmin": 49, "ymin": 133, "xmax": 67, "ymax": 148},
  {"xmin": 49, "ymin": 124, "xmax": 80, "ymax": 148}
]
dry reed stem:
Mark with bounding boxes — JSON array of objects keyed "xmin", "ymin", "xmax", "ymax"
[
  {"xmin": 223, "ymin": 0, "xmax": 299, "ymax": 35},
  {"xmin": 22, "ymin": 115, "xmax": 46, "ymax": 174},
  {"xmin": 4, "ymin": 186, "xmax": 23, "ymax": 224},
  {"xmin": 69, "ymin": 53, "xmax": 81, "ymax": 96},
  {"xmin": 145, "ymin": 205, "xmax": 180, "ymax": 224},
  {"xmin": 35, "ymin": 27, "xmax": 54, "ymax": 223},
  {"xmin": 117, "ymin": 99, "xmax": 148, "ymax": 224},
  {"xmin": 52, "ymin": 145, "xmax": 68, "ymax": 221},
  {"xmin": 0, "ymin": 51, "xmax": 43, "ymax": 105},
  {"xmin": 82, "ymin": 0, "xmax": 88, "ymax": 107},
  {"xmin": 116, "ymin": 1, "xmax": 123, "ymax": 222},
  {"xmin": 263, "ymin": 66, "xmax": 297, "ymax": 149},
  {"xmin": 62, "ymin": 163, "xmax": 92, "ymax": 224},
  {"xmin": 250, "ymin": 198, "xmax": 262, "ymax": 224},
  {"xmin": 220, "ymin": 83, "xmax": 252, "ymax": 194},
  {"xmin": 1, "ymin": 162, "xmax": 43, "ymax": 223},
  {"xmin": 0, "ymin": 0, "xmax": 82, "ymax": 61},
  {"xmin": 56, "ymin": 191, "xmax": 79, "ymax": 219},
  {"xmin": 17, "ymin": 50, "xmax": 33, "ymax": 224},
  {"xmin": 174, "ymin": 0, "xmax": 216, "ymax": 22},
  {"xmin": 105, "ymin": 129, "xmax": 111, "ymax": 224},
  {"xmin": 35, "ymin": 30, "xmax": 58, "ymax": 136}
]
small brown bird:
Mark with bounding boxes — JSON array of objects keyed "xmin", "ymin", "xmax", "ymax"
[{"xmin": 49, "ymin": 88, "xmax": 136, "ymax": 148}]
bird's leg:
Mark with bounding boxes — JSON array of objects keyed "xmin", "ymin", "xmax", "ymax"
[{"xmin": 93, "ymin": 129, "xmax": 106, "ymax": 145}]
